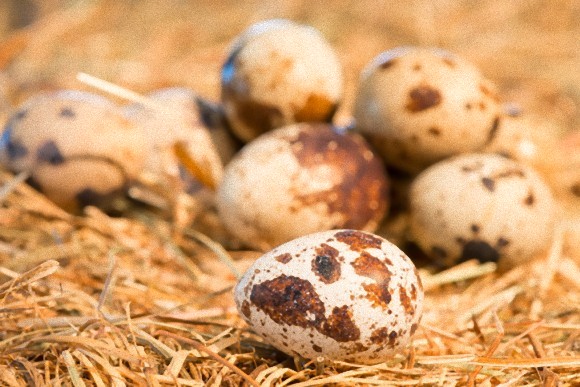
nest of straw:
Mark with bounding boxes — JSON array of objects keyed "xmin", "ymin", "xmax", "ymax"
[{"xmin": 0, "ymin": 1, "xmax": 579, "ymax": 385}]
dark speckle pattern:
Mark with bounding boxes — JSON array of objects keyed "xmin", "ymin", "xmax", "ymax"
[
  {"xmin": 406, "ymin": 85, "xmax": 442, "ymax": 112},
  {"xmin": 59, "ymin": 107, "xmax": 76, "ymax": 118},
  {"xmin": 312, "ymin": 244, "xmax": 341, "ymax": 284},
  {"xmin": 335, "ymin": 230, "xmax": 383, "ymax": 251},
  {"xmin": 37, "ymin": 140, "xmax": 64, "ymax": 165},
  {"xmin": 250, "ymin": 274, "xmax": 360, "ymax": 342}
]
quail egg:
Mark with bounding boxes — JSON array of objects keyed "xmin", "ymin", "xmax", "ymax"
[
  {"xmin": 354, "ymin": 47, "xmax": 502, "ymax": 173},
  {"xmin": 221, "ymin": 19, "xmax": 343, "ymax": 142},
  {"xmin": 0, "ymin": 90, "xmax": 146, "ymax": 212},
  {"xmin": 409, "ymin": 153, "xmax": 556, "ymax": 268},
  {"xmin": 216, "ymin": 123, "xmax": 389, "ymax": 251},
  {"xmin": 235, "ymin": 229, "xmax": 424, "ymax": 364}
]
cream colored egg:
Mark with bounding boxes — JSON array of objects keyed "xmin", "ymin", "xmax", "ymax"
[
  {"xmin": 354, "ymin": 47, "xmax": 502, "ymax": 173},
  {"xmin": 409, "ymin": 153, "xmax": 556, "ymax": 268},
  {"xmin": 0, "ymin": 90, "xmax": 146, "ymax": 212},
  {"xmin": 221, "ymin": 19, "xmax": 343, "ymax": 142}
]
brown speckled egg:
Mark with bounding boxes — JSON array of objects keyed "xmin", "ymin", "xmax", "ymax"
[
  {"xmin": 354, "ymin": 47, "xmax": 502, "ymax": 173},
  {"xmin": 409, "ymin": 153, "xmax": 556, "ymax": 268},
  {"xmin": 235, "ymin": 229, "xmax": 424, "ymax": 364},
  {"xmin": 124, "ymin": 87, "xmax": 226, "ymax": 189},
  {"xmin": 221, "ymin": 19, "xmax": 343, "ymax": 142},
  {"xmin": 216, "ymin": 123, "xmax": 389, "ymax": 251},
  {"xmin": 0, "ymin": 90, "xmax": 146, "ymax": 212}
]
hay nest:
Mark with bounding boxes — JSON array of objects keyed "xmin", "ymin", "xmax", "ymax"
[{"xmin": 0, "ymin": 1, "xmax": 579, "ymax": 385}]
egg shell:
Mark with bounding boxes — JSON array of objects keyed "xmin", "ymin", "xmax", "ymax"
[
  {"xmin": 221, "ymin": 19, "xmax": 343, "ymax": 142},
  {"xmin": 409, "ymin": 153, "xmax": 556, "ymax": 268},
  {"xmin": 482, "ymin": 112, "xmax": 564, "ymax": 165},
  {"xmin": 235, "ymin": 229, "xmax": 424, "ymax": 364},
  {"xmin": 0, "ymin": 90, "xmax": 146, "ymax": 211},
  {"xmin": 354, "ymin": 47, "xmax": 501, "ymax": 173},
  {"xmin": 216, "ymin": 123, "xmax": 389, "ymax": 251},
  {"xmin": 124, "ymin": 87, "xmax": 225, "ymax": 187}
]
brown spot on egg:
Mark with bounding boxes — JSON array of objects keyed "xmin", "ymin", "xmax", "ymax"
[
  {"xmin": 406, "ymin": 85, "xmax": 442, "ymax": 112},
  {"xmin": 250, "ymin": 275, "xmax": 326, "ymax": 329},
  {"xmin": 479, "ymin": 83, "xmax": 500, "ymax": 102},
  {"xmin": 471, "ymin": 224, "xmax": 480, "ymax": 233},
  {"xmin": 320, "ymin": 305, "xmax": 361, "ymax": 342},
  {"xmin": 497, "ymin": 237, "xmax": 510, "ymax": 247},
  {"xmin": 379, "ymin": 58, "xmax": 397, "ymax": 69},
  {"xmin": 399, "ymin": 285, "xmax": 415, "ymax": 315},
  {"xmin": 312, "ymin": 344, "xmax": 322, "ymax": 352},
  {"xmin": 241, "ymin": 300, "xmax": 251, "ymax": 318},
  {"xmin": 462, "ymin": 161, "xmax": 483, "ymax": 173},
  {"xmin": 524, "ymin": 191, "xmax": 535, "ymax": 206},
  {"xmin": 275, "ymin": 253, "xmax": 293, "ymax": 264},
  {"xmin": 370, "ymin": 327, "xmax": 389, "ymax": 344},
  {"xmin": 353, "ymin": 251, "xmax": 393, "ymax": 308},
  {"xmin": 362, "ymin": 283, "xmax": 392, "ymax": 308},
  {"xmin": 428, "ymin": 127, "xmax": 441, "ymax": 137},
  {"xmin": 410, "ymin": 284, "xmax": 417, "ymax": 301},
  {"xmin": 442, "ymin": 57, "xmax": 456, "ymax": 67},
  {"xmin": 388, "ymin": 331, "xmax": 398, "ymax": 348},
  {"xmin": 15, "ymin": 109, "xmax": 28, "ymax": 120},
  {"xmin": 485, "ymin": 116, "xmax": 500, "ymax": 145},
  {"xmin": 293, "ymin": 93, "xmax": 337, "ymax": 122},
  {"xmin": 37, "ymin": 140, "xmax": 64, "ymax": 165},
  {"xmin": 413, "ymin": 63, "xmax": 422, "ymax": 71},
  {"xmin": 59, "ymin": 107, "xmax": 76, "ymax": 118},
  {"xmin": 312, "ymin": 243, "xmax": 341, "ymax": 284},
  {"xmin": 289, "ymin": 126, "xmax": 388, "ymax": 230},
  {"xmin": 335, "ymin": 230, "xmax": 383, "ymax": 251},
  {"xmin": 481, "ymin": 177, "xmax": 495, "ymax": 192},
  {"xmin": 410, "ymin": 323, "xmax": 418, "ymax": 335},
  {"xmin": 494, "ymin": 168, "xmax": 525, "ymax": 179}
]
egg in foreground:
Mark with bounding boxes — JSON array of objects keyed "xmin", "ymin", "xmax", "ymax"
[{"xmin": 234, "ymin": 229, "xmax": 423, "ymax": 364}]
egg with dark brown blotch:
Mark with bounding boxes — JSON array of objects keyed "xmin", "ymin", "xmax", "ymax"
[
  {"xmin": 0, "ymin": 90, "xmax": 146, "ymax": 212},
  {"xmin": 216, "ymin": 123, "xmax": 389, "ymax": 251},
  {"xmin": 235, "ymin": 229, "xmax": 424, "ymax": 364},
  {"xmin": 354, "ymin": 47, "xmax": 502, "ymax": 173},
  {"xmin": 409, "ymin": 153, "xmax": 556, "ymax": 268},
  {"xmin": 221, "ymin": 19, "xmax": 343, "ymax": 142}
]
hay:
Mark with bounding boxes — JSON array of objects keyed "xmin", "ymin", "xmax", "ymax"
[{"xmin": 1, "ymin": 0, "xmax": 579, "ymax": 385}]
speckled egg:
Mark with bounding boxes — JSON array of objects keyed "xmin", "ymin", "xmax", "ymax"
[
  {"xmin": 216, "ymin": 123, "xmax": 389, "ymax": 251},
  {"xmin": 409, "ymin": 153, "xmax": 556, "ymax": 268},
  {"xmin": 124, "ymin": 87, "xmax": 226, "ymax": 189},
  {"xmin": 235, "ymin": 229, "xmax": 424, "ymax": 364},
  {"xmin": 0, "ymin": 90, "xmax": 146, "ymax": 212},
  {"xmin": 221, "ymin": 19, "xmax": 343, "ymax": 142},
  {"xmin": 354, "ymin": 47, "xmax": 502, "ymax": 173}
]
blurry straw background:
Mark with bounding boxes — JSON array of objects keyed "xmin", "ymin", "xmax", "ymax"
[{"xmin": 0, "ymin": 1, "xmax": 579, "ymax": 385}]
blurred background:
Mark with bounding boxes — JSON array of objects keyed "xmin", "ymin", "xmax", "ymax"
[{"xmin": 0, "ymin": 0, "xmax": 578, "ymax": 130}]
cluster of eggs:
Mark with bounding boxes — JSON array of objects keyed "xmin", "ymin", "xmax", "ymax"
[{"xmin": 1, "ymin": 18, "xmax": 574, "ymax": 364}]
